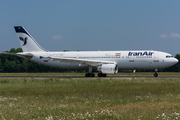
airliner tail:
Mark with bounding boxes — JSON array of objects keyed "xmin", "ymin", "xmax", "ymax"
[{"xmin": 14, "ymin": 26, "xmax": 48, "ymax": 52}]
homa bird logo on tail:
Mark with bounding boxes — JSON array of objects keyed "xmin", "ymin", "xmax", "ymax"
[{"xmin": 19, "ymin": 37, "xmax": 28, "ymax": 46}]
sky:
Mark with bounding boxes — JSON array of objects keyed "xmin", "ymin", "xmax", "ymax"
[{"xmin": 0, "ymin": 0, "xmax": 180, "ymax": 56}]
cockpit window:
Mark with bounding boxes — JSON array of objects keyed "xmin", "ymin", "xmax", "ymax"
[{"xmin": 166, "ymin": 55, "xmax": 173, "ymax": 58}]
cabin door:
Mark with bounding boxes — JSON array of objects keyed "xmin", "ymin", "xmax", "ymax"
[
  {"xmin": 129, "ymin": 56, "xmax": 137, "ymax": 69},
  {"xmin": 153, "ymin": 54, "xmax": 159, "ymax": 62}
]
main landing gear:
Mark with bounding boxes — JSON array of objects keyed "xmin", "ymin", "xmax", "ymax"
[
  {"xmin": 85, "ymin": 66, "xmax": 95, "ymax": 77},
  {"xmin": 85, "ymin": 73, "xmax": 107, "ymax": 77},
  {"xmin": 85, "ymin": 73, "xmax": 95, "ymax": 77},
  {"xmin": 85, "ymin": 66, "xmax": 107, "ymax": 77},
  {"xmin": 98, "ymin": 73, "xmax": 107, "ymax": 77},
  {"xmin": 154, "ymin": 69, "xmax": 158, "ymax": 77}
]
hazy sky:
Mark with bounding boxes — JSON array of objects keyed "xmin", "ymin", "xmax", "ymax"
[{"xmin": 0, "ymin": 0, "xmax": 180, "ymax": 55}]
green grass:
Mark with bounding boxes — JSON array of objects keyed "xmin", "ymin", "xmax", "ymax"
[
  {"xmin": 0, "ymin": 78, "xmax": 180, "ymax": 119},
  {"xmin": 0, "ymin": 72, "xmax": 179, "ymax": 77}
]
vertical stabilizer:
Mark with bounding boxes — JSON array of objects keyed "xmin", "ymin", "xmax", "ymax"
[{"xmin": 14, "ymin": 26, "xmax": 48, "ymax": 52}]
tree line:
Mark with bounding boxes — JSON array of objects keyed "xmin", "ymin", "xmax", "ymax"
[{"xmin": 0, "ymin": 48, "xmax": 179, "ymax": 73}]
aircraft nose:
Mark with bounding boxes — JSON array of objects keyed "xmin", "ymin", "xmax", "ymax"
[
  {"xmin": 164, "ymin": 58, "xmax": 178, "ymax": 67},
  {"xmin": 174, "ymin": 58, "xmax": 179, "ymax": 64},
  {"xmin": 171, "ymin": 58, "xmax": 179, "ymax": 65}
]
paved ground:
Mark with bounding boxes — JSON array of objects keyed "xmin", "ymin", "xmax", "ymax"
[{"xmin": 0, "ymin": 76, "xmax": 180, "ymax": 79}]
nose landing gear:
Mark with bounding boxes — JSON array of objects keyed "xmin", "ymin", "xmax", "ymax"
[
  {"xmin": 154, "ymin": 73, "xmax": 158, "ymax": 77},
  {"xmin": 154, "ymin": 69, "xmax": 158, "ymax": 77}
]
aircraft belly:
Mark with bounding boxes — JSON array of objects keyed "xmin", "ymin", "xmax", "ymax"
[
  {"xmin": 117, "ymin": 61, "xmax": 133, "ymax": 69},
  {"xmin": 118, "ymin": 59, "xmax": 154, "ymax": 70}
]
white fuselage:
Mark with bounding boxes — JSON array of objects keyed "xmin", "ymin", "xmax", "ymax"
[{"xmin": 20, "ymin": 50, "xmax": 178, "ymax": 71}]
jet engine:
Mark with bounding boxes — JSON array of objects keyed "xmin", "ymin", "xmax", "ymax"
[{"xmin": 97, "ymin": 64, "xmax": 118, "ymax": 74}]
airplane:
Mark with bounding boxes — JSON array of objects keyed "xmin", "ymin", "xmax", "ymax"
[{"xmin": 1, "ymin": 26, "xmax": 178, "ymax": 77}]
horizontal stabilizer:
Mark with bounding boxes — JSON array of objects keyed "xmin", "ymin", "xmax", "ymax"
[{"xmin": 0, "ymin": 52, "xmax": 33, "ymax": 59}]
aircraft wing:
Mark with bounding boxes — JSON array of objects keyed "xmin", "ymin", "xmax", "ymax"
[{"xmin": 46, "ymin": 57, "xmax": 116, "ymax": 67}]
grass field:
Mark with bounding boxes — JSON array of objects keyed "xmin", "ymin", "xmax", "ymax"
[
  {"xmin": 0, "ymin": 77, "xmax": 180, "ymax": 119},
  {"xmin": 0, "ymin": 72, "xmax": 180, "ymax": 77}
]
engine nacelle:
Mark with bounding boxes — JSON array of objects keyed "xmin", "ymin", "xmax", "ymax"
[{"xmin": 97, "ymin": 64, "xmax": 118, "ymax": 74}]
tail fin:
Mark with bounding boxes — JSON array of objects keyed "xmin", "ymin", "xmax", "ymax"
[{"xmin": 14, "ymin": 26, "xmax": 48, "ymax": 52}]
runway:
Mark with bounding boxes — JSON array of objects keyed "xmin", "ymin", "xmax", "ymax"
[{"xmin": 0, "ymin": 76, "xmax": 180, "ymax": 79}]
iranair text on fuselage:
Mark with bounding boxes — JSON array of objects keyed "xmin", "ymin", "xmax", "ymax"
[{"xmin": 128, "ymin": 51, "xmax": 154, "ymax": 56}]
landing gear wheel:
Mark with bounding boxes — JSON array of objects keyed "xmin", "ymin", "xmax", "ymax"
[
  {"xmin": 98, "ymin": 73, "xmax": 107, "ymax": 77},
  {"xmin": 102, "ymin": 74, "xmax": 107, "ymax": 77},
  {"xmin": 90, "ymin": 73, "xmax": 95, "ymax": 77},
  {"xmin": 85, "ymin": 73, "xmax": 95, "ymax": 77},
  {"xmin": 98, "ymin": 73, "xmax": 102, "ymax": 77},
  {"xmin": 85, "ymin": 73, "xmax": 89, "ymax": 77},
  {"xmin": 154, "ymin": 73, "xmax": 158, "ymax": 77}
]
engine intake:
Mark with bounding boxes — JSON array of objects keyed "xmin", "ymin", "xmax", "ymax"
[{"xmin": 97, "ymin": 64, "xmax": 118, "ymax": 74}]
